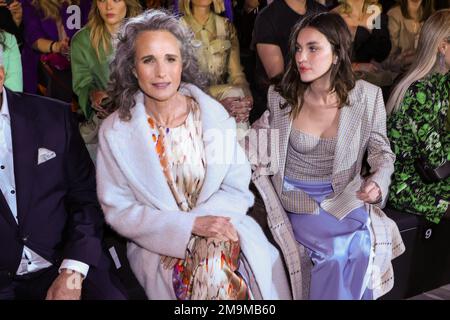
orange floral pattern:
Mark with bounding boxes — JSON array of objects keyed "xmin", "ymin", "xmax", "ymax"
[{"xmin": 147, "ymin": 98, "xmax": 250, "ymax": 300}]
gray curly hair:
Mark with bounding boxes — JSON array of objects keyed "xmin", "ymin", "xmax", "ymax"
[{"xmin": 106, "ymin": 9, "xmax": 207, "ymax": 121}]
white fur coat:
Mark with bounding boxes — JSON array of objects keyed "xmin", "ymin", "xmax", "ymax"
[{"xmin": 96, "ymin": 83, "xmax": 291, "ymax": 300}]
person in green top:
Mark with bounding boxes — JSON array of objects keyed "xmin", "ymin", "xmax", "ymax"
[
  {"xmin": 71, "ymin": 0, "xmax": 142, "ymax": 159},
  {"xmin": 386, "ymin": 9, "xmax": 450, "ymax": 224},
  {"xmin": 0, "ymin": 29, "xmax": 22, "ymax": 92}
]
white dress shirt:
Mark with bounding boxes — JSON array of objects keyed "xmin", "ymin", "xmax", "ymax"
[{"xmin": 0, "ymin": 89, "xmax": 89, "ymax": 277}]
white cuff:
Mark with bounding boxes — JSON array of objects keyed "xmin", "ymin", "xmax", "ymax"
[{"xmin": 59, "ymin": 259, "xmax": 90, "ymax": 278}]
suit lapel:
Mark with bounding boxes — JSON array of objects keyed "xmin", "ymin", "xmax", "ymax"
[
  {"xmin": 7, "ymin": 90, "xmax": 38, "ymax": 226},
  {"xmin": 0, "ymin": 191, "xmax": 17, "ymax": 227},
  {"xmin": 0, "ymin": 89, "xmax": 18, "ymax": 227},
  {"xmin": 272, "ymin": 102, "xmax": 292, "ymax": 196}
]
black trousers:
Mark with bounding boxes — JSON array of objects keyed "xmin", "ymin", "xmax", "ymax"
[{"xmin": 0, "ymin": 264, "xmax": 127, "ymax": 300}]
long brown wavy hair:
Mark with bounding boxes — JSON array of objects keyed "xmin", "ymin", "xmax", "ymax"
[{"xmin": 277, "ymin": 12, "xmax": 355, "ymax": 119}]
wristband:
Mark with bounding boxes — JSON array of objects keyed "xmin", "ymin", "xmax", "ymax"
[{"xmin": 49, "ymin": 41, "xmax": 56, "ymax": 53}]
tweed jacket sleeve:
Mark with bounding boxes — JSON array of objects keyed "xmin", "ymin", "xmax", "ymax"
[
  {"xmin": 246, "ymin": 86, "xmax": 280, "ymax": 174},
  {"xmin": 366, "ymin": 87, "xmax": 396, "ymax": 208}
]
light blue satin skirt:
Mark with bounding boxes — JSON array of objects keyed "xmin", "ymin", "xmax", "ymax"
[{"xmin": 284, "ymin": 177, "xmax": 373, "ymax": 300}]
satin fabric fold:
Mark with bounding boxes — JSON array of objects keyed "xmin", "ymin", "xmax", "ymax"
[{"xmin": 284, "ymin": 177, "xmax": 372, "ymax": 300}]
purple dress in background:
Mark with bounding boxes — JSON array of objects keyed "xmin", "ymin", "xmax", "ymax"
[{"xmin": 21, "ymin": 0, "xmax": 92, "ymax": 93}]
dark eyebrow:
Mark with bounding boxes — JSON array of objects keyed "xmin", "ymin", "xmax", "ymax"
[{"xmin": 296, "ymin": 41, "xmax": 319, "ymax": 47}]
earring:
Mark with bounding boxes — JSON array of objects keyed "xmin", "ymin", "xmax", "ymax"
[{"xmin": 439, "ymin": 52, "xmax": 446, "ymax": 72}]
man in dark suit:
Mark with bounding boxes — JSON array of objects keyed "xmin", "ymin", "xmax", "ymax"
[{"xmin": 0, "ymin": 60, "xmax": 126, "ymax": 299}]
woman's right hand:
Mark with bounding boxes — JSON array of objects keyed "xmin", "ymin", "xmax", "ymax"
[
  {"xmin": 235, "ymin": 96, "xmax": 253, "ymax": 123},
  {"xmin": 220, "ymin": 97, "xmax": 240, "ymax": 115},
  {"xmin": 398, "ymin": 50, "xmax": 415, "ymax": 71},
  {"xmin": 192, "ymin": 216, "xmax": 239, "ymax": 242},
  {"xmin": 220, "ymin": 97, "xmax": 251, "ymax": 123}
]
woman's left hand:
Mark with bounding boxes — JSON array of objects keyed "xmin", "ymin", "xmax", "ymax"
[{"xmin": 356, "ymin": 181, "xmax": 382, "ymax": 204}]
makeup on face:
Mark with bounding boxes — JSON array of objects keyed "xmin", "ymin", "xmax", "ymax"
[
  {"xmin": 134, "ymin": 30, "xmax": 183, "ymax": 104},
  {"xmin": 295, "ymin": 27, "xmax": 335, "ymax": 83}
]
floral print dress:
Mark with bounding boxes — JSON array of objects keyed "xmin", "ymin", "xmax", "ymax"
[
  {"xmin": 387, "ymin": 71, "xmax": 450, "ymax": 223},
  {"xmin": 147, "ymin": 97, "xmax": 250, "ymax": 300}
]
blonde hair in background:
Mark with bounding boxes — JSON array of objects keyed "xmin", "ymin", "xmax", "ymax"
[
  {"xmin": 32, "ymin": 0, "xmax": 80, "ymax": 20},
  {"xmin": 179, "ymin": 0, "xmax": 225, "ymax": 16},
  {"xmin": 87, "ymin": 0, "xmax": 142, "ymax": 61},
  {"xmin": 338, "ymin": 0, "xmax": 380, "ymax": 15},
  {"xmin": 386, "ymin": 9, "xmax": 450, "ymax": 114}
]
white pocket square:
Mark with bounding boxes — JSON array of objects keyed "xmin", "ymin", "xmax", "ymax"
[{"xmin": 38, "ymin": 148, "xmax": 56, "ymax": 165}]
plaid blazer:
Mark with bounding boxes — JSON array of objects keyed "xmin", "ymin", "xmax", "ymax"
[
  {"xmin": 267, "ymin": 80, "xmax": 396, "ymax": 219},
  {"xmin": 249, "ymin": 80, "xmax": 405, "ymax": 299}
]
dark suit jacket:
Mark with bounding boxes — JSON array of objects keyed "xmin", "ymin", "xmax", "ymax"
[{"xmin": 0, "ymin": 89, "xmax": 104, "ymax": 284}]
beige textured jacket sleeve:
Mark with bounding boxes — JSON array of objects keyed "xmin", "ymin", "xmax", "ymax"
[{"xmin": 366, "ymin": 87, "xmax": 396, "ymax": 208}]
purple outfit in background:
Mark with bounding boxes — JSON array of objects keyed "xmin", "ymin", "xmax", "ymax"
[{"xmin": 21, "ymin": 0, "xmax": 92, "ymax": 93}]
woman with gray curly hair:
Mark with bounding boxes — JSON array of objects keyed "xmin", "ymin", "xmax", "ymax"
[{"xmin": 96, "ymin": 9, "xmax": 290, "ymax": 300}]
